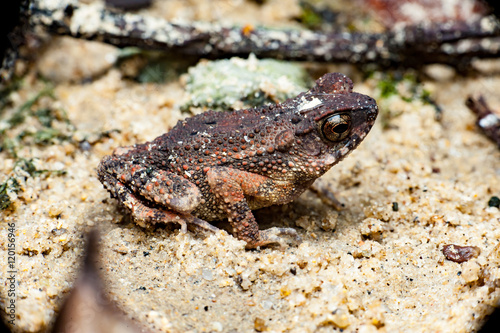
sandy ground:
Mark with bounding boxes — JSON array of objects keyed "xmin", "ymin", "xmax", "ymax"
[{"xmin": 2, "ymin": 1, "xmax": 500, "ymax": 332}]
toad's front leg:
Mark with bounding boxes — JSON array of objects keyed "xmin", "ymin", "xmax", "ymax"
[{"xmin": 206, "ymin": 167, "xmax": 302, "ymax": 249}]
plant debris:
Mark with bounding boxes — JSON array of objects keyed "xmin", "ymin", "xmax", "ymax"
[
  {"xmin": 0, "ymin": 158, "xmax": 65, "ymax": 211},
  {"xmin": 466, "ymin": 95, "xmax": 500, "ymax": 148},
  {"xmin": 0, "ymin": 86, "xmax": 75, "ymax": 157},
  {"xmin": 182, "ymin": 55, "xmax": 310, "ymax": 113},
  {"xmin": 374, "ymin": 72, "xmax": 440, "ymax": 129},
  {"xmin": 3, "ymin": 0, "xmax": 500, "ymax": 86}
]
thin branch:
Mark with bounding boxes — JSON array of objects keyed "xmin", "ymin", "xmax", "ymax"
[
  {"xmin": 466, "ymin": 95, "xmax": 500, "ymax": 148},
  {"xmin": 3, "ymin": 0, "xmax": 500, "ymax": 86},
  {"xmin": 28, "ymin": 0, "xmax": 500, "ymax": 68}
]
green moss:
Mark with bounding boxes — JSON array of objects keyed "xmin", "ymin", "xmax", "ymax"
[
  {"xmin": 0, "ymin": 177, "xmax": 20, "ymax": 211},
  {"xmin": 13, "ymin": 158, "xmax": 66, "ymax": 177},
  {"xmin": 296, "ymin": 1, "xmax": 343, "ymax": 31},
  {"xmin": 0, "ymin": 87, "xmax": 75, "ymax": 157},
  {"xmin": 375, "ymin": 72, "xmax": 438, "ymax": 129},
  {"xmin": 33, "ymin": 128, "xmax": 71, "ymax": 144},
  {"xmin": 0, "ymin": 158, "xmax": 66, "ymax": 211},
  {"xmin": 0, "ymin": 85, "xmax": 71, "ymax": 211},
  {"xmin": 137, "ymin": 57, "xmax": 192, "ymax": 84},
  {"xmin": 34, "ymin": 107, "xmax": 68, "ymax": 127},
  {"xmin": 182, "ymin": 55, "xmax": 311, "ymax": 113},
  {"xmin": 1, "ymin": 137, "xmax": 18, "ymax": 158},
  {"xmin": 6, "ymin": 87, "xmax": 55, "ymax": 126},
  {"xmin": 116, "ymin": 48, "xmax": 195, "ymax": 83},
  {"xmin": 377, "ymin": 77, "xmax": 399, "ymax": 99},
  {"xmin": 299, "ymin": 5, "xmax": 324, "ymax": 30}
]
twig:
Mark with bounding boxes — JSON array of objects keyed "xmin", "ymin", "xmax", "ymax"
[
  {"xmin": 28, "ymin": 0, "xmax": 500, "ymax": 67},
  {"xmin": 466, "ymin": 95, "xmax": 500, "ymax": 148},
  {"xmin": 2, "ymin": 0, "xmax": 500, "ymax": 85}
]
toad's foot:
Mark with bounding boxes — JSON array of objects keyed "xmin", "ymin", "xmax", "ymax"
[{"xmin": 245, "ymin": 227, "xmax": 302, "ymax": 249}]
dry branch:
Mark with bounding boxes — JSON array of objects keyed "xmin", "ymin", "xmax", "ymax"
[
  {"xmin": 28, "ymin": 0, "xmax": 500, "ymax": 66},
  {"xmin": 2, "ymin": 0, "xmax": 500, "ymax": 85},
  {"xmin": 466, "ymin": 95, "xmax": 500, "ymax": 148}
]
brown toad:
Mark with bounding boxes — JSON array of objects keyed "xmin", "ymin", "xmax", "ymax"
[{"xmin": 97, "ymin": 73, "xmax": 378, "ymax": 248}]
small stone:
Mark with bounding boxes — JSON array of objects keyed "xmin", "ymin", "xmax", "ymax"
[
  {"xmin": 37, "ymin": 37, "xmax": 118, "ymax": 83},
  {"xmin": 51, "ymin": 228, "xmax": 68, "ymax": 236},
  {"xmin": 461, "ymin": 261, "xmax": 481, "ymax": 283},
  {"xmin": 423, "ymin": 64, "xmax": 456, "ymax": 81},
  {"xmin": 488, "ymin": 196, "xmax": 500, "ymax": 208},
  {"xmin": 211, "ymin": 321, "xmax": 223, "ymax": 332},
  {"xmin": 261, "ymin": 300, "xmax": 273, "ymax": 310},
  {"xmin": 254, "ymin": 317, "xmax": 267, "ymax": 332},
  {"xmin": 359, "ymin": 218, "xmax": 384, "ymax": 241},
  {"xmin": 320, "ymin": 210, "xmax": 338, "ymax": 231},
  {"xmin": 319, "ymin": 309, "xmax": 351, "ymax": 329},
  {"xmin": 442, "ymin": 244, "xmax": 481, "ymax": 263},
  {"xmin": 79, "ymin": 140, "xmax": 92, "ymax": 151},
  {"xmin": 331, "ymin": 310, "xmax": 350, "ymax": 329},
  {"xmin": 295, "ymin": 215, "xmax": 314, "ymax": 231},
  {"xmin": 114, "ymin": 246, "xmax": 128, "ymax": 254},
  {"xmin": 202, "ymin": 268, "xmax": 214, "ymax": 281},
  {"xmin": 182, "ymin": 55, "xmax": 309, "ymax": 113},
  {"xmin": 240, "ymin": 275, "xmax": 252, "ymax": 290},
  {"xmin": 48, "ymin": 205, "xmax": 64, "ymax": 218}
]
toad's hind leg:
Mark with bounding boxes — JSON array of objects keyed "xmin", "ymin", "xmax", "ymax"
[
  {"xmin": 98, "ymin": 169, "xmax": 218, "ymax": 234},
  {"xmin": 98, "ymin": 155, "xmax": 202, "ymax": 214}
]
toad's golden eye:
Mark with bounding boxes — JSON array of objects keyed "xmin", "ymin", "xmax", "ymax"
[{"xmin": 321, "ymin": 114, "xmax": 352, "ymax": 142}]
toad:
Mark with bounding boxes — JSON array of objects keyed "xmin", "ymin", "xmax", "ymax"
[{"xmin": 98, "ymin": 73, "xmax": 378, "ymax": 248}]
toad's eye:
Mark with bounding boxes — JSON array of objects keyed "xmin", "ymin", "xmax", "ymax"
[{"xmin": 321, "ymin": 114, "xmax": 352, "ymax": 142}]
